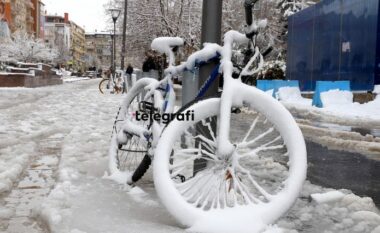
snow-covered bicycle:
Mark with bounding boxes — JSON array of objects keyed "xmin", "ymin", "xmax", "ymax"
[
  {"xmin": 108, "ymin": 1, "xmax": 307, "ymax": 232},
  {"xmin": 99, "ymin": 70, "xmax": 127, "ymax": 94}
]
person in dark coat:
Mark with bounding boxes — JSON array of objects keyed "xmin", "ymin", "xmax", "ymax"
[
  {"xmin": 142, "ymin": 56, "xmax": 156, "ymax": 72},
  {"xmin": 125, "ymin": 64, "xmax": 134, "ymax": 92},
  {"xmin": 126, "ymin": 64, "xmax": 133, "ymax": 76}
]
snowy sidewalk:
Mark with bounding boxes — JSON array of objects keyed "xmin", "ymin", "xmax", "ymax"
[{"xmin": 1, "ymin": 80, "xmax": 379, "ymax": 233}]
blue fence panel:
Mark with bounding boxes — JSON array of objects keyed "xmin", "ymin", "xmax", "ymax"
[
  {"xmin": 287, "ymin": 0, "xmax": 380, "ymax": 91},
  {"xmin": 312, "ymin": 81, "xmax": 351, "ymax": 107},
  {"xmin": 340, "ymin": 0, "xmax": 378, "ymax": 90},
  {"xmin": 257, "ymin": 80, "xmax": 270, "ymax": 91},
  {"xmin": 312, "ymin": 0, "xmax": 341, "ymax": 86},
  {"xmin": 287, "ymin": 6, "xmax": 315, "ymax": 91},
  {"xmin": 257, "ymin": 80, "xmax": 300, "ymax": 97}
]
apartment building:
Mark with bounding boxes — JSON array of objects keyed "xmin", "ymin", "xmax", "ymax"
[
  {"xmin": 44, "ymin": 14, "xmax": 71, "ymax": 60},
  {"xmin": 6, "ymin": 0, "xmax": 43, "ymax": 36},
  {"xmin": 85, "ymin": 31, "xmax": 123, "ymax": 70},
  {"xmin": 70, "ymin": 21, "xmax": 86, "ymax": 71},
  {"xmin": 44, "ymin": 13, "xmax": 86, "ymax": 71}
]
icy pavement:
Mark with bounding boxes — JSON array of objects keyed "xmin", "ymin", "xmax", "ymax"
[
  {"xmin": 61, "ymin": 77, "xmax": 91, "ymax": 83},
  {"xmin": 1, "ymin": 80, "xmax": 379, "ymax": 233},
  {"xmin": 0, "ymin": 135, "xmax": 62, "ymax": 233}
]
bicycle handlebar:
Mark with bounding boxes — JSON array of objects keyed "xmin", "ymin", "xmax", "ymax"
[{"xmin": 244, "ymin": 0, "xmax": 259, "ymax": 26}]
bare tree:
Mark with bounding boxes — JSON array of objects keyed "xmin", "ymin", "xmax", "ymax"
[{"xmin": 104, "ymin": 0, "xmax": 313, "ymax": 67}]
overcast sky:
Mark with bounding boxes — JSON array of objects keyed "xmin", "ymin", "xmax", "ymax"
[{"xmin": 43, "ymin": 0, "xmax": 111, "ymax": 32}]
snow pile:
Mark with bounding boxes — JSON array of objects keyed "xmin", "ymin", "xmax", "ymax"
[
  {"xmin": 282, "ymin": 89, "xmax": 380, "ymax": 123},
  {"xmin": 311, "ymin": 191, "xmax": 346, "ymax": 203},
  {"xmin": 0, "ymin": 143, "xmax": 35, "ymax": 194},
  {"xmin": 277, "ymin": 182, "xmax": 380, "ymax": 232},
  {"xmin": 278, "ymin": 87, "xmax": 312, "ymax": 106},
  {"xmin": 265, "ymin": 89, "xmax": 274, "ymax": 96},
  {"xmin": 321, "ymin": 97, "xmax": 380, "ymax": 121},
  {"xmin": 373, "ymin": 85, "xmax": 380, "ymax": 94},
  {"xmin": 62, "ymin": 77, "xmax": 90, "ymax": 83},
  {"xmin": 35, "ymin": 181, "xmax": 80, "ymax": 227},
  {"xmin": 320, "ymin": 89, "xmax": 353, "ymax": 107}
]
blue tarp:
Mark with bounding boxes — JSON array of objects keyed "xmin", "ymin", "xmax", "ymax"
[
  {"xmin": 257, "ymin": 80, "xmax": 299, "ymax": 97},
  {"xmin": 312, "ymin": 81, "xmax": 351, "ymax": 107}
]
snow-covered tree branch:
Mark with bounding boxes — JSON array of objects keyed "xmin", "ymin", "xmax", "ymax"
[{"xmin": 0, "ymin": 31, "xmax": 58, "ymax": 64}]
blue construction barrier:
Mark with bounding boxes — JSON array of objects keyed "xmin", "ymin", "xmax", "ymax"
[
  {"xmin": 312, "ymin": 81, "xmax": 351, "ymax": 107},
  {"xmin": 257, "ymin": 80, "xmax": 300, "ymax": 98},
  {"xmin": 286, "ymin": 0, "xmax": 380, "ymax": 92}
]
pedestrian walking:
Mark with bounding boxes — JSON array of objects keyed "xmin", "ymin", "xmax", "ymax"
[{"xmin": 125, "ymin": 64, "xmax": 134, "ymax": 93}]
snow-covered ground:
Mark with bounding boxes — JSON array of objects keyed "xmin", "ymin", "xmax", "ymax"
[
  {"xmin": 61, "ymin": 76, "xmax": 91, "ymax": 83},
  {"xmin": 0, "ymin": 80, "xmax": 379, "ymax": 233}
]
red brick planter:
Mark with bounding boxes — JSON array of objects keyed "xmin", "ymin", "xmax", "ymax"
[{"xmin": 0, "ymin": 73, "xmax": 63, "ymax": 88}]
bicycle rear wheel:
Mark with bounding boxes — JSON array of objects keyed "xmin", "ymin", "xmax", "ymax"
[
  {"xmin": 153, "ymin": 85, "xmax": 307, "ymax": 232},
  {"xmin": 108, "ymin": 78, "xmax": 158, "ymax": 184}
]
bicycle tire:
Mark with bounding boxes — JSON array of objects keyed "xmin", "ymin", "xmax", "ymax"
[
  {"xmin": 99, "ymin": 78, "xmax": 110, "ymax": 94},
  {"xmin": 131, "ymin": 154, "xmax": 152, "ymax": 183},
  {"xmin": 153, "ymin": 84, "xmax": 307, "ymax": 232},
  {"xmin": 108, "ymin": 78, "xmax": 159, "ymax": 184}
]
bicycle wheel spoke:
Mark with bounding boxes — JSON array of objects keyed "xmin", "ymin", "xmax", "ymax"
[
  {"xmin": 239, "ymin": 135, "xmax": 283, "ymax": 158},
  {"xmin": 109, "ymin": 82, "xmax": 154, "ymax": 181},
  {"xmin": 201, "ymin": 120, "xmax": 217, "ymax": 142},
  {"xmin": 238, "ymin": 127, "xmax": 274, "ymax": 148},
  {"xmin": 242, "ymin": 116, "xmax": 259, "ymax": 143},
  {"xmin": 194, "ymin": 135, "xmax": 216, "ymax": 148},
  {"xmin": 184, "ymin": 172, "xmax": 213, "ymax": 203},
  {"xmin": 236, "ymin": 164, "xmax": 272, "ymax": 201}
]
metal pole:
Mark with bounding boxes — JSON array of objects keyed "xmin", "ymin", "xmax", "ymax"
[
  {"xmin": 121, "ymin": 0, "xmax": 128, "ymax": 70},
  {"xmin": 193, "ymin": 0, "xmax": 223, "ymax": 175},
  {"xmin": 110, "ymin": 35, "xmax": 113, "ymax": 73},
  {"xmin": 199, "ymin": 0, "xmax": 223, "ymax": 97},
  {"xmin": 113, "ymin": 20, "xmax": 116, "ymax": 81}
]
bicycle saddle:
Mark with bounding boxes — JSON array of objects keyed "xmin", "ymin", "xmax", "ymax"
[{"xmin": 151, "ymin": 37, "xmax": 184, "ymax": 56}]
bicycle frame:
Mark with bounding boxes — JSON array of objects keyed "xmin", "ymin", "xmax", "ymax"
[{"xmin": 141, "ymin": 30, "xmax": 263, "ymax": 160}]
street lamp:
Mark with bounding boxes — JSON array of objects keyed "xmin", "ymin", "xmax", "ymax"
[{"xmin": 109, "ymin": 8, "xmax": 121, "ymax": 85}]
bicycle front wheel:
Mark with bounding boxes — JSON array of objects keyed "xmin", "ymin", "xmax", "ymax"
[
  {"xmin": 99, "ymin": 78, "xmax": 111, "ymax": 94},
  {"xmin": 153, "ymin": 85, "xmax": 307, "ymax": 232}
]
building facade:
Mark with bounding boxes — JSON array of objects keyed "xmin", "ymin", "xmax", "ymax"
[
  {"xmin": 69, "ymin": 21, "xmax": 86, "ymax": 71},
  {"xmin": 44, "ymin": 13, "xmax": 86, "ymax": 71},
  {"xmin": 0, "ymin": 0, "xmax": 44, "ymax": 39},
  {"xmin": 7, "ymin": 0, "xmax": 42, "ymax": 36},
  {"xmin": 44, "ymin": 14, "xmax": 71, "ymax": 66},
  {"xmin": 32, "ymin": 0, "xmax": 44, "ymax": 38},
  {"xmin": 85, "ymin": 32, "xmax": 123, "ymax": 70}
]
